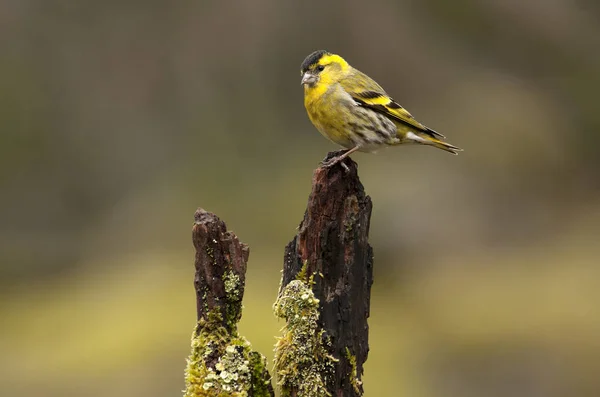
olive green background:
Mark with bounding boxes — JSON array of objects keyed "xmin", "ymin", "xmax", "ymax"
[{"xmin": 1, "ymin": 1, "xmax": 599, "ymax": 396}]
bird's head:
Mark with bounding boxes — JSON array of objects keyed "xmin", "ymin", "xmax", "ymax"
[{"xmin": 300, "ymin": 50, "xmax": 350, "ymax": 89}]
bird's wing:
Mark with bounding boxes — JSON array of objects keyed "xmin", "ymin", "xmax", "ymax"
[{"xmin": 340, "ymin": 70, "xmax": 445, "ymax": 139}]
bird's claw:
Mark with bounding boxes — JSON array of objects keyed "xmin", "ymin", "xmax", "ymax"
[
  {"xmin": 320, "ymin": 157, "xmax": 350, "ymax": 173},
  {"xmin": 320, "ymin": 158, "xmax": 335, "ymax": 168}
]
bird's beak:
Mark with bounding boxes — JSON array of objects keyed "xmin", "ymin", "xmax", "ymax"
[{"xmin": 301, "ymin": 72, "xmax": 318, "ymax": 86}]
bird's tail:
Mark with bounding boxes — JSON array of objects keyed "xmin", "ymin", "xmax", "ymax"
[
  {"xmin": 406, "ymin": 131, "xmax": 463, "ymax": 155},
  {"xmin": 424, "ymin": 136, "xmax": 463, "ymax": 155}
]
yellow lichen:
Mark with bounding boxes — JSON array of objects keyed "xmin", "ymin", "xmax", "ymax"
[
  {"xmin": 184, "ymin": 311, "xmax": 272, "ymax": 397},
  {"xmin": 273, "ymin": 279, "xmax": 337, "ymax": 397},
  {"xmin": 345, "ymin": 347, "xmax": 362, "ymax": 395},
  {"xmin": 222, "ymin": 270, "xmax": 243, "ymax": 332},
  {"xmin": 223, "ymin": 271, "xmax": 241, "ymax": 298}
]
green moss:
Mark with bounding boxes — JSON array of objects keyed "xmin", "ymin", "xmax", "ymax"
[
  {"xmin": 273, "ymin": 280, "xmax": 337, "ymax": 397},
  {"xmin": 295, "ymin": 260, "xmax": 309, "ymax": 283},
  {"xmin": 294, "ymin": 260, "xmax": 317, "ymax": 287},
  {"xmin": 184, "ymin": 310, "xmax": 272, "ymax": 397},
  {"xmin": 345, "ymin": 347, "xmax": 362, "ymax": 395},
  {"xmin": 248, "ymin": 351, "xmax": 273, "ymax": 397}
]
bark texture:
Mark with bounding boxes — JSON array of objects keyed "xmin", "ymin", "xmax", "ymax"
[
  {"xmin": 189, "ymin": 208, "xmax": 274, "ymax": 397},
  {"xmin": 281, "ymin": 151, "xmax": 374, "ymax": 396},
  {"xmin": 193, "ymin": 209, "xmax": 249, "ymax": 331}
]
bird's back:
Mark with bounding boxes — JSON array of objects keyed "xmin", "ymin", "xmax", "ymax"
[{"xmin": 301, "ymin": 52, "xmax": 462, "ymax": 154}]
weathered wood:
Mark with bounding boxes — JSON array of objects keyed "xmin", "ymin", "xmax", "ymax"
[
  {"xmin": 193, "ymin": 209, "xmax": 248, "ymax": 331},
  {"xmin": 185, "ymin": 209, "xmax": 274, "ymax": 397},
  {"xmin": 278, "ymin": 151, "xmax": 374, "ymax": 396}
]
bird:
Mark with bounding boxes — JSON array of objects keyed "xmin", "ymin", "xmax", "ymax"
[{"xmin": 300, "ymin": 50, "xmax": 462, "ymax": 168}]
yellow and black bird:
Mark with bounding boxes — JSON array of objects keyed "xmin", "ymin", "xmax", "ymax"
[{"xmin": 300, "ymin": 50, "xmax": 462, "ymax": 167}]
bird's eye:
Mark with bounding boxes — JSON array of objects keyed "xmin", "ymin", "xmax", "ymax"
[{"xmin": 316, "ymin": 65, "xmax": 325, "ymax": 72}]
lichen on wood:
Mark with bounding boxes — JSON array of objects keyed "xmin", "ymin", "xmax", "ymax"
[
  {"xmin": 273, "ymin": 277, "xmax": 338, "ymax": 397},
  {"xmin": 276, "ymin": 152, "xmax": 374, "ymax": 397},
  {"xmin": 185, "ymin": 209, "xmax": 274, "ymax": 397},
  {"xmin": 184, "ymin": 310, "xmax": 272, "ymax": 397}
]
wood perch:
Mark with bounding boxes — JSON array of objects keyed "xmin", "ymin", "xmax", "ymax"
[
  {"xmin": 183, "ymin": 151, "xmax": 374, "ymax": 397},
  {"xmin": 274, "ymin": 151, "xmax": 374, "ymax": 397}
]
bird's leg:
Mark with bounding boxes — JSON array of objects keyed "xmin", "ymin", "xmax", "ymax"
[{"xmin": 321, "ymin": 146, "xmax": 361, "ymax": 171}]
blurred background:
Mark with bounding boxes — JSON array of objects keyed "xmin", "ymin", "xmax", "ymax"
[{"xmin": 1, "ymin": 1, "xmax": 599, "ymax": 396}]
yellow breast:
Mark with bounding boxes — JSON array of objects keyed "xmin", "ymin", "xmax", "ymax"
[{"xmin": 303, "ymin": 84, "xmax": 356, "ymax": 149}]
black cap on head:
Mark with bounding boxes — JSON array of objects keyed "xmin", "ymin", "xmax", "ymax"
[{"xmin": 301, "ymin": 50, "xmax": 328, "ymax": 73}]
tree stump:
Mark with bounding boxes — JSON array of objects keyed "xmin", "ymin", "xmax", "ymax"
[
  {"xmin": 274, "ymin": 152, "xmax": 374, "ymax": 397},
  {"xmin": 184, "ymin": 209, "xmax": 274, "ymax": 397}
]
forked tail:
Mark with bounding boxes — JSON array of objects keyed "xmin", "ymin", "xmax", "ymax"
[{"xmin": 406, "ymin": 132, "xmax": 463, "ymax": 155}]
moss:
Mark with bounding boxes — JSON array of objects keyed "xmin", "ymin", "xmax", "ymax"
[
  {"xmin": 294, "ymin": 260, "xmax": 317, "ymax": 287},
  {"xmin": 345, "ymin": 347, "xmax": 362, "ymax": 395},
  {"xmin": 184, "ymin": 310, "xmax": 272, "ymax": 397},
  {"xmin": 295, "ymin": 260, "xmax": 309, "ymax": 283},
  {"xmin": 248, "ymin": 351, "xmax": 273, "ymax": 397},
  {"xmin": 273, "ymin": 279, "xmax": 337, "ymax": 397}
]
